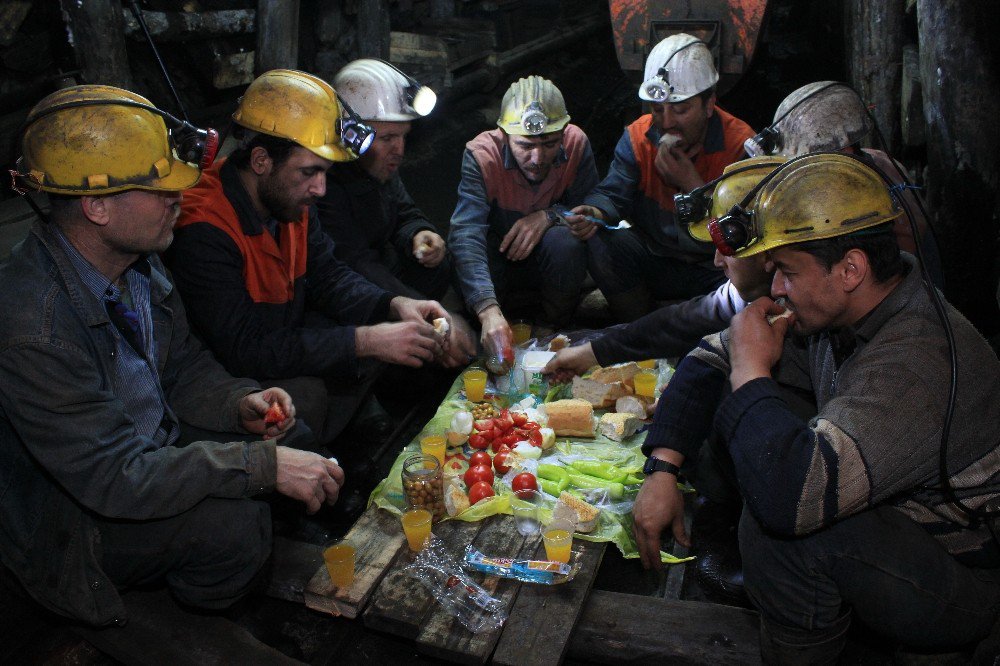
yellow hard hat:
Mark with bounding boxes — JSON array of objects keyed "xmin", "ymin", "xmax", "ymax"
[
  {"xmin": 17, "ymin": 85, "xmax": 202, "ymax": 195},
  {"xmin": 712, "ymin": 153, "xmax": 901, "ymax": 258},
  {"xmin": 232, "ymin": 69, "xmax": 356, "ymax": 162},
  {"xmin": 686, "ymin": 156, "xmax": 788, "ymax": 242},
  {"xmin": 497, "ymin": 76, "xmax": 570, "ymax": 136}
]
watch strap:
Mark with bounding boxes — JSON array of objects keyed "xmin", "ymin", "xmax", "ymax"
[{"xmin": 645, "ymin": 456, "xmax": 681, "ymax": 478}]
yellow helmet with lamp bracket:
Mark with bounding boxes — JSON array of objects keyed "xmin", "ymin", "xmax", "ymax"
[
  {"xmin": 706, "ymin": 152, "xmax": 902, "ymax": 258},
  {"xmin": 13, "ymin": 84, "xmax": 213, "ymax": 195},
  {"xmin": 496, "ymin": 76, "xmax": 570, "ymax": 137}
]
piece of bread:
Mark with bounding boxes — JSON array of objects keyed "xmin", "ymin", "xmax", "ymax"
[
  {"xmin": 588, "ymin": 362, "xmax": 642, "ymax": 388},
  {"xmin": 543, "ymin": 399, "xmax": 595, "ymax": 438},
  {"xmin": 598, "ymin": 412, "xmax": 643, "ymax": 441},
  {"xmin": 658, "ymin": 133, "xmax": 681, "ymax": 150},
  {"xmin": 615, "ymin": 395, "xmax": 649, "ymax": 419},
  {"xmin": 444, "ymin": 484, "xmax": 470, "ymax": 517},
  {"xmin": 767, "ymin": 308, "xmax": 793, "ymax": 325},
  {"xmin": 548, "ymin": 334, "xmax": 570, "ymax": 351},
  {"xmin": 572, "ymin": 376, "xmax": 631, "ymax": 408},
  {"xmin": 552, "ymin": 491, "xmax": 600, "ymax": 533},
  {"xmin": 433, "ymin": 317, "xmax": 450, "ymax": 336}
]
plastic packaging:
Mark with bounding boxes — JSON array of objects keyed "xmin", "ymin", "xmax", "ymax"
[
  {"xmin": 463, "ymin": 546, "xmax": 578, "ymax": 584},
  {"xmin": 403, "ymin": 537, "xmax": 507, "ymax": 633}
]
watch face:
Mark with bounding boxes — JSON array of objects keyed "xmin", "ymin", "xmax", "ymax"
[{"xmin": 643, "ymin": 457, "xmax": 657, "ymax": 475}]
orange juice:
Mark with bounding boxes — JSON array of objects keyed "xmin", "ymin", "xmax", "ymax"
[
  {"xmin": 323, "ymin": 543, "xmax": 355, "ymax": 588},
  {"xmin": 401, "ymin": 508, "xmax": 432, "ymax": 551},
  {"xmin": 637, "ymin": 359, "xmax": 656, "ymax": 369},
  {"xmin": 463, "ymin": 369, "xmax": 487, "ymax": 402},
  {"xmin": 542, "ymin": 527, "xmax": 573, "ymax": 563},
  {"xmin": 420, "ymin": 435, "xmax": 447, "ymax": 467},
  {"xmin": 511, "ymin": 321, "xmax": 532, "ymax": 345},
  {"xmin": 633, "ymin": 369, "xmax": 656, "ymax": 398}
]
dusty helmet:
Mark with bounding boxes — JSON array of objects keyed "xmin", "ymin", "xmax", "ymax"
[
  {"xmin": 17, "ymin": 85, "xmax": 202, "ymax": 195},
  {"xmin": 639, "ymin": 33, "xmax": 719, "ymax": 103},
  {"xmin": 232, "ymin": 69, "xmax": 357, "ymax": 162},
  {"xmin": 686, "ymin": 156, "xmax": 788, "ymax": 243},
  {"xmin": 771, "ymin": 81, "xmax": 873, "ymax": 156},
  {"xmin": 496, "ymin": 76, "xmax": 570, "ymax": 136},
  {"xmin": 334, "ymin": 59, "xmax": 435, "ymax": 121},
  {"xmin": 726, "ymin": 153, "xmax": 901, "ymax": 258}
]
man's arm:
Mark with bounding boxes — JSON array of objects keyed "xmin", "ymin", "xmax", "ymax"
[
  {"xmin": 388, "ymin": 175, "xmax": 437, "ymax": 257},
  {"xmin": 582, "ymin": 131, "xmax": 641, "ymax": 222},
  {"xmin": 561, "ymin": 137, "xmax": 600, "ymax": 207},
  {"xmin": 448, "ymin": 150, "xmax": 500, "ymax": 315}
]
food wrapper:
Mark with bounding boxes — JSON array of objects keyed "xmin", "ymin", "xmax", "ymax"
[{"xmin": 463, "ymin": 546, "xmax": 580, "ymax": 585}]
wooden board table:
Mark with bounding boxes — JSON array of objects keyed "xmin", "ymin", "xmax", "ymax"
[{"xmin": 304, "ymin": 504, "xmax": 605, "ymax": 665}]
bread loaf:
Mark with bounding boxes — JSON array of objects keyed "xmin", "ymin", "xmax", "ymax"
[
  {"xmin": 572, "ymin": 376, "xmax": 630, "ymax": 408},
  {"xmin": 615, "ymin": 395, "xmax": 650, "ymax": 419},
  {"xmin": 552, "ymin": 491, "xmax": 600, "ymax": 533},
  {"xmin": 589, "ymin": 362, "xmax": 642, "ymax": 388},
  {"xmin": 598, "ymin": 412, "xmax": 643, "ymax": 441},
  {"xmin": 543, "ymin": 399, "xmax": 595, "ymax": 438}
]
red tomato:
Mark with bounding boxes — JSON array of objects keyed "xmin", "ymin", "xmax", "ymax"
[
  {"xmin": 464, "ymin": 464, "xmax": 494, "ymax": 488},
  {"xmin": 511, "ymin": 412, "xmax": 528, "ymax": 427},
  {"xmin": 468, "ymin": 433, "xmax": 488, "ymax": 450},
  {"xmin": 511, "ymin": 472, "xmax": 538, "ymax": 493},
  {"xmin": 490, "ymin": 437, "xmax": 509, "ymax": 454},
  {"xmin": 468, "ymin": 481, "xmax": 495, "ymax": 505},
  {"xmin": 469, "ymin": 451, "xmax": 492, "ymax": 468},
  {"xmin": 493, "ymin": 449, "xmax": 512, "ymax": 474},
  {"xmin": 501, "ymin": 431, "xmax": 520, "ymax": 446},
  {"xmin": 495, "ymin": 413, "xmax": 514, "ymax": 432},
  {"xmin": 523, "ymin": 421, "xmax": 541, "ymax": 431},
  {"xmin": 474, "ymin": 419, "xmax": 494, "ymax": 431},
  {"xmin": 526, "ymin": 430, "xmax": 543, "ymax": 448}
]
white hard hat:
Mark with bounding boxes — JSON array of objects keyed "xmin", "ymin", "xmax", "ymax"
[
  {"xmin": 771, "ymin": 81, "xmax": 873, "ymax": 156},
  {"xmin": 333, "ymin": 58, "xmax": 436, "ymax": 122},
  {"xmin": 639, "ymin": 33, "xmax": 719, "ymax": 103}
]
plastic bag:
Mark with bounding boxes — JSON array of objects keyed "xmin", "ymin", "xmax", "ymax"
[
  {"xmin": 402, "ymin": 536, "xmax": 507, "ymax": 633},
  {"xmin": 463, "ymin": 546, "xmax": 580, "ymax": 585}
]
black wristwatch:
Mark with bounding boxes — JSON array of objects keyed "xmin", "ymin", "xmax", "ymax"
[
  {"xmin": 643, "ymin": 456, "xmax": 681, "ymax": 478},
  {"xmin": 544, "ymin": 208, "xmax": 561, "ymax": 226}
]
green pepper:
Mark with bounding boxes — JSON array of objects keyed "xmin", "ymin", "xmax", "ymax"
[
  {"xmin": 569, "ymin": 460, "xmax": 629, "ymax": 483},
  {"xmin": 537, "ymin": 463, "xmax": 569, "ymax": 493},
  {"xmin": 539, "ymin": 478, "xmax": 565, "ymax": 497},
  {"xmin": 623, "ymin": 473, "xmax": 644, "ymax": 486},
  {"xmin": 566, "ymin": 471, "xmax": 624, "ymax": 500}
]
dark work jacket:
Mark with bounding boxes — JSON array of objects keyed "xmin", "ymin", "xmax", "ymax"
[
  {"xmin": 317, "ymin": 163, "xmax": 436, "ymax": 299},
  {"xmin": 169, "ymin": 158, "xmax": 395, "ymax": 381},
  {"xmin": 0, "ymin": 221, "xmax": 273, "ymax": 625}
]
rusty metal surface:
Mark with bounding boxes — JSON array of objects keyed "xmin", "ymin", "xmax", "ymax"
[{"xmin": 608, "ymin": 0, "xmax": 768, "ymax": 94}]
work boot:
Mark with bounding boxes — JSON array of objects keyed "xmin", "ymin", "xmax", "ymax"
[
  {"xmin": 690, "ymin": 499, "xmax": 750, "ymax": 607},
  {"xmin": 759, "ymin": 611, "xmax": 852, "ymax": 665}
]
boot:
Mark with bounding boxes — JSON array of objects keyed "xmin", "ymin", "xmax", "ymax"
[
  {"xmin": 759, "ymin": 611, "xmax": 851, "ymax": 665},
  {"xmin": 691, "ymin": 498, "xmax": 750, "ymax": 607}
]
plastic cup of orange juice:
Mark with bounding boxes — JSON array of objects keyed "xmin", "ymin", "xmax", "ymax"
[
  {"xmin": 323, "ymin": 542, "xmax": 355, "ymax": 588},
  {"xmin": 511, "ymin": 320, "xmax": 532, "ymax": 346},
  {"xmin": 637, "ymin": 359, "xmax": 656, "ymax": 369},
  {"xmin": 401, "ymin": 508, "xmax": 433, "ymax": 551},
  {"xmin": 542, "ymin": 518, "xmax": 574, "ymax": 563},
  {"xmin": 420, "ymin": 435, "xmax": 447, "ymax": 467},
  {"xmin": 463, "ymin": 368, "xmax": 487, "ymax": 402},
  {"xmin": 633, "ymin": 369, "xmax": 657, "ymax": 398}
]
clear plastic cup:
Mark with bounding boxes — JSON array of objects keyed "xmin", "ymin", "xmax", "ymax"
[
  {"xmin": 420, "ymin": 435, "xmax": 447, "ymax": 467},
  {"xmin": 463, "ymin": 368, "xmax": 487, "ymax": 402},
  {"xmin": 323, "ymin": 542, "xmax": 355, "ymax": 588},
  {"xmin": 511, "ymin": 320, "xmax": 532, "ymax": 346},
  {"xmin": 633, "ymin": 369, "xmax": 657, "ymax": 398},
  {"xmin": 542, "ymin": 518, "xmax": 574, "ymax": 563},
  {"xmin": 401, "ymin": 508, "xmax": 433, "ymax": 551},
  {"xmin": 511, "ymin": 489, "xmax": 542, "ymax": 536}
]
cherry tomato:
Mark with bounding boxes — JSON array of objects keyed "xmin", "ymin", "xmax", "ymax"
[
  {"xmin": 493, "ymin": 448, "xmax": 512, "ymax": 474},
  {"xmin": 501, "ymin": 431, "xmax": 520, "ymax": 446},
  {"xmin": 523, "ymin": 421, "xmax": 541, "ymax": 431},
  {"xmin": 511, "ymin": 472, "xmax": 538, "ymax": 493},
  {"xmin": 474, "ymin": 419, "xmax": 494, "ymax": 431},
  {"xmin": 469, "ymin": 451, "xmax": 492, "ymax": 468},
  {"xmin": 490, "ymin": 437, "xmax": 509, "ymax": 454},
  {"xmin": 468, "ymin": 481, "xmax": 495, "ymax": 505},
  {"xmin": 511, "ymin": 412, "xmax": 528, "ymax": 427},
  {"xmin": 526, "ymin": 429, "xmax": 543, "ymax": 448},
  {"xmin": 468, "ymin": 433, "xmax": 488, "ymax": 450},
  {"xmin": 494, "ymin": 412, "xmax": 514, "ymax": 433},
  {"xmin": 464, "ymin": 464, "xmax": 494, "ymax": 488}
]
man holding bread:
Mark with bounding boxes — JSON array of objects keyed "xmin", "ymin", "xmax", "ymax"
[
  {"xmin": 634, "ymin": 153, "xmax": 1000, "ymax": 660},
  {"xmin": 169, "ymin": 70, "xmax": 452, "ymax": 446},
  {"xmin": 566, "ymin": 33, "xmax": 755, "ymax": 321},
  {"xmin": 1, "ymin": 85, "xmax": 344, "ymax": 625}
]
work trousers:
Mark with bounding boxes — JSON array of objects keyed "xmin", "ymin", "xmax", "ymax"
[
  {"xmin": 96, "ymin": 497, "xmax": 272, "ymax": 611},
  {"xmin": 485, "ymin": 225, "xmax": 588, "ymax": 327},
  {"xmin": 740, "ymin": 505, "xmax": 1000, "ymax": 659}
]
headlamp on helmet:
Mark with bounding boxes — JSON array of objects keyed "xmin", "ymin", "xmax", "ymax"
[
  {"xmin": 520, "ymin": 101, "xmax": 548, "ymax": 135},
  {"xmin": 336, "ymin": 96, "xmax": 375, "ymax": 156}
]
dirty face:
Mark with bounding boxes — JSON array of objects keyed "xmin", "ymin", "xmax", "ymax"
[
  {"xmin": 714, "ymin": 249, "xmax": 772, "ymax": 302},
  {"xmin": 359, "ymin": 120, "xmax": 411, "ymax": 183},
  {"xmin": 651, "ymin": 93, "xmax": 715, "ymax": 151},
  {"xmin": 104, "ymin": 188, "xmax": 183, "ymax": 256},
  {"xmin": 767, "ymin": 246, "xmax": 849, "ymax": 336},
  {"xmin": 259, "ymin": 146, "xmax": 332, "ymax": 221},
  {"xmin": 507, "ymin": 130, "xmax": 564, "ymax": 183}
]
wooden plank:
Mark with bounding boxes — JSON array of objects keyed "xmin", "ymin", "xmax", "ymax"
[
  {"xmin": 413, "ymin": 515, "xmax": 530, "ymax": 664},
  {"xmin": 567, "ymin": 591, "xmax": 762, "ymax": 664},
  {"xmin": 304, "ymin": 504, "xmax": 406, "ymax": 618},
  {"xmin": 363, "ymin": 518, "xmax": 485, "ymax": 637},
  {"xmin": 255, "ymin": 0, "xmax": 299, "ymax": 73},
  {"xmin": 357, "ymin": 0, "xmax": 390, "ymax": 59},
  {"xmin": 73, "ymin": 589, "xmax": 301, "ymax": 666},
  {"xmin": 492, "ymin": 539, "xmax": 606, "ymax": 666},
  {"xmin": 60, "ymin": 0, "xmax": 133, "ymax": 89}
]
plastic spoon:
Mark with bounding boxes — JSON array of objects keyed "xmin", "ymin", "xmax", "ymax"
[{"xmin": 553, "ymin": 208, "xmax": 631, "ymax": 231}]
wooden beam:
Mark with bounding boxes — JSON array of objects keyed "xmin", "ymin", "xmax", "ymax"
[
  {"xmin": 357, "ymin": 0, "xmax": 390, "ymax": 59},
  {"xmin": 845, "ymin": 0, "xmax": 904, "ymax": 153},
  {"xmin": 256, "ymin": 0, "xmax": 299, "ymax": 74},
  {"xmin": 60, "ymin": 0, "xmax": 133, "ymax": 88},
  {"xmin": 122, "ymin": 9, "xmax": 256, "ymax": 42}
]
